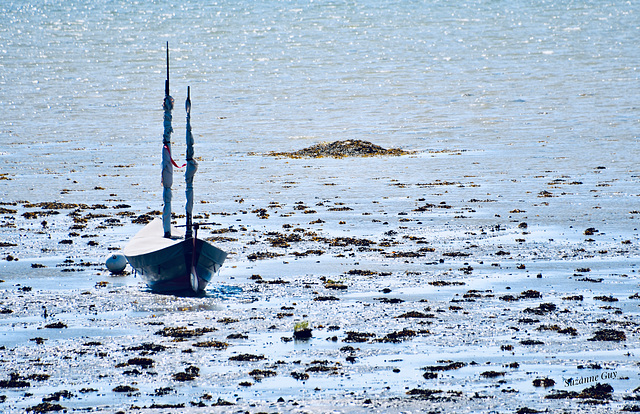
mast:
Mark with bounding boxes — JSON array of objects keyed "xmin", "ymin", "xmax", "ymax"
[
  {"xmin": 161, "ymin": 42, "xmax": 174, "ymax": 238},
  {"xmin": 184, "ymin": 86, "xmax": 198, "ymax": 239}
]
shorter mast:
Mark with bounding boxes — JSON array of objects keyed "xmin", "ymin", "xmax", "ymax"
[
  {"xmin": 184, "ymin": 86, "xmax": 198, "ymax": 239},
  {"xmin": 161, "ymin": 42, "xmax": 174, "ymax": 238}
]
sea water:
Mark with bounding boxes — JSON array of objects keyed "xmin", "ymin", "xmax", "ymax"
[
  {"xmin": 0, "ymin": 1, "xmax": 639, "ymax": 413},
  {"xmin": 1, "ymin": 0, "xmax": 638, "ymax": 201}
]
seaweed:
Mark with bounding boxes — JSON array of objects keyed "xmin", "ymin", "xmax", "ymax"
[
  {"xmin": 247, "ymin": 251, "xmax": 284, "ymax": 261},
  {"xmin": 229, "ymin": 354, "xmax": 266, "ymax": 362},
  {"xmin": 293, "ymin": 321, "xmax": 312, "ymax": 340},
  {"xmin": 172, "ymin": 366, "xmax": 200, "ymax": 381},
  {"xmin": 264, "ymin": 140, "xmax": 413, "ymax": 158},
  {"xmin": 155, "ymin": 326, "xmax": 216, "ymax": 339},
  {"xmin": 248, "ymin": 369, "xmax": 277, "ymax": 380},
  {"xmin": 42, "ymin": 390, "xmax": 74, "ymax": 402},
  {"xmin": 25, "ymin": 403, "xmax": 66, "ymax": 413},
  {"xmin": 395, "ymin": 311, "xmax": 435, "ymax": 319},
  {"xmin": 127, "ymin": 343, "xmax": 168, "ymax": 354},
  {"xmin": 0, "ymin": 373, "xmax": 30, "ymax": 388},
  {"xmin": 588, "ymin": 329, "xmax": 626, "ymax": 342},
  {"xmin": 291, "ymin": 371, "xmax": 309, "ymax": 381},
  {"xmin": 520, "ymin": 339, "xmax": 544, "ymax": 345},
  {"xmin": 126, "ymin": 357, "xmax": 154, "ymax": 368},
  {"xmin": 374, "ymin": 328, "xmax": 417, "ymax": 343},
  {"xmin": 546, "ymin": 383, "xmax": 613, "ymax": 401},
  {"xmin": 480, "ymin": 371, "xmax": 506, "ymax": 378},
  {"xmin": 422, "ymin": 362, "xmax": 467, "ymax": 372},
  {"xmin": 343, "ymin": 331, "xmax": 376, "ymax": 343},
  {"xmin": 429, "ymin": 280, "xmax": 465, "ymax": 286},
  {"xmin": 113, "ymin": 385, "xmax": 138, "ymax": 393},
  {"xmin": 523, "ymin": 303, "xmax": 556, "ymax": 315},
  {"xmin": 533, "ymin": 378, "xmax": 555, "ymax": 388}
]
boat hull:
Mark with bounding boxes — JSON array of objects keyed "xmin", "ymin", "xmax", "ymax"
[{"xmin": 123, "ymin": 218, "xmax": 227, "ymax": 293}]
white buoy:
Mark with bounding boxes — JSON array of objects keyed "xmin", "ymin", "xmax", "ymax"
[{"xmin": 105, "ymin": 252, "xmax": 127, "ymax": 274}]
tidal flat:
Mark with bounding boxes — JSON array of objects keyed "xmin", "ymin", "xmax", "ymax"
[{"xmin": 1, "ymin": 143, "xmax": 639, "ymax": 414}]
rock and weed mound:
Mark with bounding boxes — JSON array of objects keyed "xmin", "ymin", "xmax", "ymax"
[{"xmin": 264, "ymin": 140, "xmax": 414, "ymax": 158}]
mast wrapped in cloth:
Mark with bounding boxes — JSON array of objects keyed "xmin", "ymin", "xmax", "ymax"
[
  {"xmin": 184, "ymin": 86, "xmax": 197, "ymax": 239},
  {"xmin": 161, "ymin": 42, "xmax": 174, "ymax": 238}
]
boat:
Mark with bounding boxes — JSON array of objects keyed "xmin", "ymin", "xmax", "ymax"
[{"xmin": 124, "ymin": 43, "xmax": 227, "ymax": 293}]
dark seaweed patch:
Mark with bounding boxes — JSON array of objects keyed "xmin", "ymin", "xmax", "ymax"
[
  {"xmin": 155, "ymin": 326, "xmax": 216, "ymax": 339},
  {"xmin": 594, "ymin": 295, "xmax": 618, "ymax": 302},
  {"xmin": 113, "ymin": 385, "xmax": 139, "ymax": 393},
  {"xmin": 0, "ymin": 373, "xmax": 30, "ymax": 388},
  {"xmin": 523, "ymin": 303, "xmax": 556, "ymax": 315},
  {"xmin": 422, "ymin": 362, "xmax": 467, "ymax": 372},
  {"xmin": 291, "ymin": 371, "xmax": 309, "ymax": 381},
  {"xmin": 247, "ymin": 251, "xmax": 284, "ymax": 261},
  {"xmin": 374, "ymin": 328, "xmax": 417, "ymax": 343},
  {"xmin": 533, "ymin": 378, "xmax": 556, "ymax": 388},
  {"xmin": 193, "ymin": 340, "xmax": 229, "ymax": 349},
  {"xmin": 229, "ymin": 354, "xmax": 266, "ymax": 362},
  {"xmin": 42, "ymin": 390, "xmax": 74, "ymax": 402},
  {"xmin": 588, "ymin": 329, "xmax": 626, "ymax": 342},
  {"xmin": 127, "ymin": 343, "xmax": 168, "ymax": 354},
  {"xmin": 480, "ymin": 371, "xmax": 506, "ymax": 378},
  {"xmin": 546, "ymin": 383, "xmax": 613, "ymax": 401},
  {"xmin": 429, "ymin": 280, "xmax": 465, "ymax": 286},
  {"xmin": 395, "ymin": 311, "xmax": 435, "ymax": 319},
  {"xmin": 127, "ymin": 357, "xmax": 154, "ymax": 368},
  {"xmin": 314, "ymin": 295, "xmax": 339, "ymax": 302},
  {"xmin": 172, "ymin": 366, "xmax": 200, "ymax": 381},
  {"xmin": 343, "ymin": 331, "xmax": 376, "ymax": 343},
  {"xmin": 375, "ymin": 297, "xmax": 404, "ymax": 304},
  {"xmin": 25, "ymin": 402, "xmax": 65, "ymax": 413},
  {"xmin": 516, "ymin": 408, "xmax": 541, "ymax": 414},
  {"xmin": 248, "ymin": 369, "xmax": 277, "ymax": 380},
  {"xmin": 520, "ymin": 339, "xmax": 545, "ymax": 346},
  {"xmin": 264, "ymin": 140, "xmax": 413, "ymax": 158}
]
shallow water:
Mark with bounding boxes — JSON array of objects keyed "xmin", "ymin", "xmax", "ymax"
[{"xmin": 1, "ymin": 0, "xmax": 639, "ymax": 413}]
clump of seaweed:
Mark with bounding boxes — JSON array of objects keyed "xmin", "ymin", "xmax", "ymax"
[
  {"xmin": 291, "ymin": 371, "xmax": 309, "ymax": 381},
  {"xmin": 395, "ymin": 311, "xmax": 435, "ymax": 319},
  {"xmin": 546, "ymin": 383, "xmax": 613, "ymax": 401},
  {"xmin": 0, "ymin": 373, "xmax": 30, "ymax": 388},
  {"xmin": 247, "ymin": 251, "xmax": 285, "ymax": 261},
  {"xmin": 127, "ymin": 343, "xmax": 168, "ymax": 354},
  {"xmin": 172, "ymin": 366, "xmax": 200, "ymax": 381},
  {"xmin": 249, "ymin": 369, "xmax": 277, "ymax": 381},
  {"xmin": 293, "ymin": 321, "xmax": 312, "ymax": 340},
  {"xmin": 374, "ymin": 328, "xmax": 418, "ymax": 343},
  {"xmin": 126, "ymin": 357, "xmax": 154, "ymax": 368},
  {"xmin": 533, "ymin": 378, "xmax": 556, "ymax": 388},
  {"xmin": 343, "ymin": 331, "xmax": 376, "ymax": 343},
  {"xmin": 523, "ymin": 303, "xmax": 557, "ymax": 315},
  {"xmin": 422, "ymin": 361, "xmax": 467, "ymax": 373},
  {"xmin": 229, "ymin": 354, "xmax": 266, "ymax": 362},
  {"xmin": 305, "ymin": 360, "xmax": 341, "ymax": 374},
  {"xmin": 192, "ymin": 340, "xmax": 229, "ymax": 349},
  {"xmin": 480, "ymin": 371, "xmax": 506, "ymax": 379},
  {"xmin": 588, "ymin": 329, "xmax": 626, "ymax": 342},
  {"xmin": 263, "ymin": 140, "xmax": 414, "ymax": 158},
  {"xmin": 25, "ymin": 402, "xmax": 66, "ymax": 413},
  {"xmin": 113, "ymin": 385, "xmax": 139, "ymax": 393},
  {"xmin": 155, "ymin": 326, "xmax": 217, "ymax": 339}
]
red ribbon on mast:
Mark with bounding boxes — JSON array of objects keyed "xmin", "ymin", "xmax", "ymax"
[{"xmin": 164, "ymin": 144, "xmax": 186, "ymax": 168}]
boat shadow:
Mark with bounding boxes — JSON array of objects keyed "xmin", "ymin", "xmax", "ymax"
[{"xmin": 142, "ymin": 284, "xmax": 243, "ymax": 299}]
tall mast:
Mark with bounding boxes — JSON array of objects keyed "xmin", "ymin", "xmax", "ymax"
[
  {"xmin": 184, "ymin": 86, "xmax": 198, "ymax": 239},
  {"xmin": 161, "ymin": 42, "xmax": 174, "ymax": 238}
]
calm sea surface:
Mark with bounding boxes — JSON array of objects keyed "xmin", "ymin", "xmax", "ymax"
[{"xmin": 0, "ymin": 0, "xmax": 638, "ymax": 202}]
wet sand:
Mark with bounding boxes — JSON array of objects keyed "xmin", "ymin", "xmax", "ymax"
[{"xmin": 1, "ymin": 144, "xmax": 639, "ymax": 413}]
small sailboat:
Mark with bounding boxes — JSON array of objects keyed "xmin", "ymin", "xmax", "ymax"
[{"xmin": 124, "ymin": 43, "xmax": 227, "ymax": 293}]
